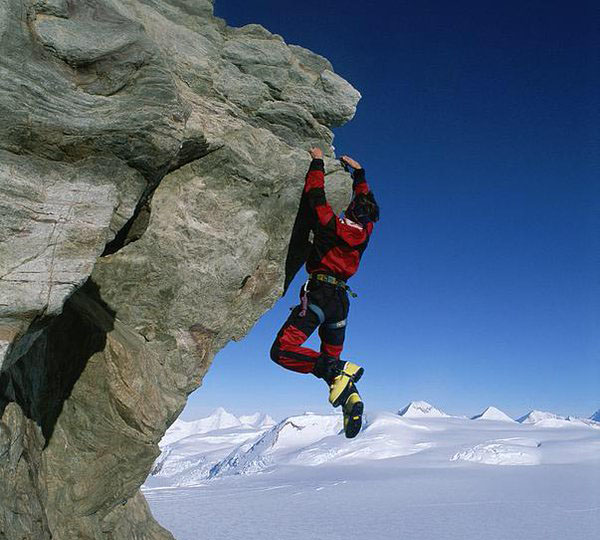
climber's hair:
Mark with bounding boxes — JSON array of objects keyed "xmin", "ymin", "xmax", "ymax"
[{"xmin": 347, "ymin": 192, "xmax": 379, "ymax": 225}]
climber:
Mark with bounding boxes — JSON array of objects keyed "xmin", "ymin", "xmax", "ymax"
[{"xmin": 270, "ymin": 147, "xmax": 379, "ymax": 438}]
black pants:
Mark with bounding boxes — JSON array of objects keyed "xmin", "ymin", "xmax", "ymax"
[{"xmin": 270, "ymin": 280, "xmax": 349, "ymax": 375}]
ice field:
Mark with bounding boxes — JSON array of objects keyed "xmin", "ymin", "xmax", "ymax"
[{"xmin": 144, "ymin": 404, "xmax": 600, "ymax": 540}]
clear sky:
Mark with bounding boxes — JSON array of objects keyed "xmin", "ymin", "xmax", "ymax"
[{"xmin": 182, "ymin": 0, "xmax": 599, "ymax": 421}]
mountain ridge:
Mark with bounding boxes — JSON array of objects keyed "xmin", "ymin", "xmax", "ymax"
[{"xmin": 146, "ymin": 406, "xmax": 600, "ymax": 488}]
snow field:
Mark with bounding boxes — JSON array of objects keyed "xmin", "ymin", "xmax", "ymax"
[{"xmin": 144, "ymin": 404, "xmax": 600, "ymax": 539}]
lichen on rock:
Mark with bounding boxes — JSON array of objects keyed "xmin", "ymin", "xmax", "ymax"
[{"xmin": 0, "ymin": 1, "xmax": 361, "ymax": 538}]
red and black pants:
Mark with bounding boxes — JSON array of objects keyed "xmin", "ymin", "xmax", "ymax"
[{"xmin": 270, "ymin": 279, "xmax": 349, "ymax": 380}]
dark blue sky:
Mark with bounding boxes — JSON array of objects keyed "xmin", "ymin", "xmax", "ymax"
[{"xmin": 185, "ymin": 1, "xmax": 599, "ymax": 420}]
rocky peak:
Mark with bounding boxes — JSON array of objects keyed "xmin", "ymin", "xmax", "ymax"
[
  {"xmin": 471, "ymin": 406, "xmax": 515, "ymax": 422},
  {"xmin": 398, "ymin": 401, "xmax": 449, "ymax": 418}
]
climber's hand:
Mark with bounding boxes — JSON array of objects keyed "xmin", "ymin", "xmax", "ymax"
[
  {"xmin": 340, "ymin": 155, "xmax": 361, "ymax": 169},
  {"xmin": 309, "ymin": 147, "xmax": 323, "ymax": 160}
]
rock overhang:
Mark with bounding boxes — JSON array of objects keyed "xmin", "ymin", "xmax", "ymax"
[{"xmin": 0, "ymin": 1, "xmax": 361, "ymax": 538}]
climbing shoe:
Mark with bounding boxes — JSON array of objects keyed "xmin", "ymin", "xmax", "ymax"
[
  {"xmin": 342, "ymin": 384, "xmax": 363, "ymax": 439},
  {"xmin": 329, "ymin": 361, "xmax": 364, "ymax": 406},
  {"xmin": 329, "ymin": 361, "xmax": 364, "ymax": 407}
]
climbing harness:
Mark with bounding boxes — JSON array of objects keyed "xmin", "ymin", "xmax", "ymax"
[
  {"xmin": 311, "ymin": 273, "xmax": 358, "ymax": 298},
  {"xmin": 296, "ymin": 273, "xmax": 354, "ymax": 329}
]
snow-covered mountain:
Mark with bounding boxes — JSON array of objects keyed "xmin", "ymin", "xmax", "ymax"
[
  {"xmin": 145, "ymin": 403, "xmax": 600, "ymax": 489},
  {"xmin": 148, "ymin": 423, "xmax": 266, "ymax": 487},
  {"xmin": 514, "ymin": 410, "xmax": 600, "ymax": 429},
  {"xmin": 513, "ymin": 409, "xmax": 600, "ymax": 429},
  {"xmin": 147, "ymin": 409, "xmax": 275, "ymax": 488},
  {"xmin": 209, "ymin": 413, "xmax": 343, "ymax": 478},
  {"xmin": 590, "ymin": 410, "xmax": 600, "ymax": 422},
  {"xmin": 160, "ymin": 407, "xmax": 242, "ymax": 446},
  {"xmin": 239, "ymin": 412, "xmax": 276, "ymax": 428},
  {"xmin": 208, "ymin": 411, "xmax": 443, "ymax": 478},
  {"xmin": 398, "ymin": 400, "xmax": 449, "ymax": 418},
  {"xmin": 517, "ymin": 410, "xmax": 564, "ymax": 424},
  {"xmin": 471, "ymin": 406, "xmax": 515, "ymax": 422}
]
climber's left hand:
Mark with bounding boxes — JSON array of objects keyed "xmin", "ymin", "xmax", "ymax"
[
  {"xmin": 309, "ymin": 147, "xmax": 323, "ymax": 160},
  {"xmin": 340, "ymin": 155, "xmax": 361, "ymax": 169}
]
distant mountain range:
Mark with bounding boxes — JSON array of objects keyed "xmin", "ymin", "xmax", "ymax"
[
  {"xmin": 143, "ymin": 404, "xmax": 599, "ymax": 489},
  {"xmin": 160, "ymin": 407, "xmax": 275, "ymax": 447}
]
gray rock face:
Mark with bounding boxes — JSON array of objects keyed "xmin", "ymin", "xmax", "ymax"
[
  {"xmin": 0, "ymin": 151, "xmax": 145, "ymax": 371},
  {"xmin": 0, "ymin": 1, "xmax": 360, "ymax": 538}
]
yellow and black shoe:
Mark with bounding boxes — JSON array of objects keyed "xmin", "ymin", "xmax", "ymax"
[
  {"xmin": 342, "ymin": 384, "xmax": 363, "ymax": 439},
  {"xmin": 328, "ymin": 361, "xmax": 364, "ymax": 407}
]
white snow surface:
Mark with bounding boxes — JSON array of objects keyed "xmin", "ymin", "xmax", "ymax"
[
  {"xmin": 398, "ymin": 400, "xmax": 449, "ymax": 418},
  {"xmin": 451, "ymin": 437, "xmax": 542, "ymax": 465},
  {"xmin": 145, "ymin": 407, "xmax": 600, "ymax": 540},
  {"xmin": 471, "ymin": 405, "xmax": 515, "ymax": 422},
  {"xmin": 569, "ymin": 416, "xmax": 600, "ymax": 429}
]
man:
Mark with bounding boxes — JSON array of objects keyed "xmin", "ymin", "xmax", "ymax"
[{"xmin": 270, "ymin": 147, "xmax": 379, "ymax": 438}]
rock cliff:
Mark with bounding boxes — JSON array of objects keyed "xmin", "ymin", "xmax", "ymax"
[{"xmin": 0, "ymin": 1, "xmax": 360, "ymax": 538}]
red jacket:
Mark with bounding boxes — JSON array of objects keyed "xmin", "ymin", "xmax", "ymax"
[{"xmin": 303, "ymin": 159, "xmax": 374, "ymax": 281}]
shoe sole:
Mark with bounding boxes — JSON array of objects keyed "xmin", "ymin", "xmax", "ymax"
[{"xmin": 344, "ymin": 400, "xmax": 364, "ymax": 439}]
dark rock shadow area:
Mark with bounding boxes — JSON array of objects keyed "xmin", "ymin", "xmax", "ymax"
[
  {"xmin": 283, "ymin": 192, "xmax": 315, "ymax": 295},
  {"xmin": 0, "ymin": 279, "xmax": 115, "ymax": 447}
]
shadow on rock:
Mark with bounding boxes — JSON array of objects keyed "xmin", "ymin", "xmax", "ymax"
[
  {"xmin": 0, "ymin": 279, "xmax": 115, "ymax": 447},
  {"xmin": 283, "ymin": 192, "xmax": 315, "ymax": 295}
]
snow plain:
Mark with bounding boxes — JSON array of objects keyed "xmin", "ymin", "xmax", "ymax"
[{"xmin": 144, "ymin": 404, "xmax": 600, "ymax": 540}]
